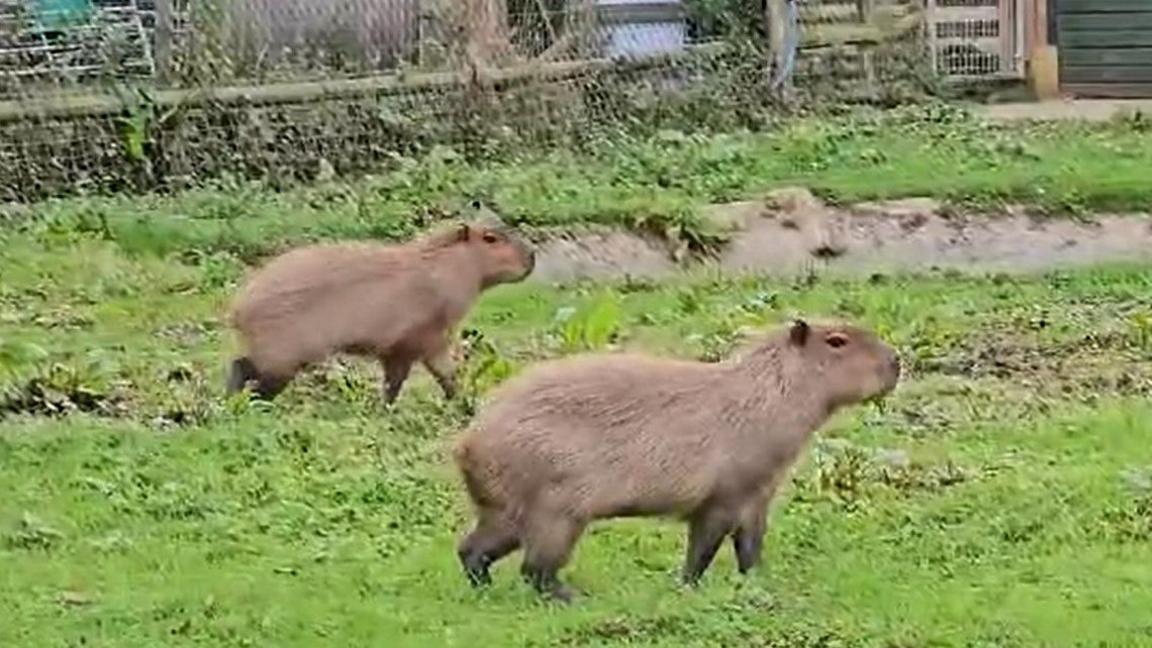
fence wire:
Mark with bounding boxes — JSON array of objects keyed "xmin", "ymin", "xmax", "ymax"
[{"xmin": 0, "ymin": 0, "xmax": 962, "ymax": 201}]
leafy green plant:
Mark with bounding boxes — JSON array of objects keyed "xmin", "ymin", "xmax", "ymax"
[
  {"xmin": 457, "ymin": 328, "xmax": 519, "ymax": 413},
  {"xmin": 554, "ymin": 294, "xmax": 622, "ymax": 352},
  {"xmin": 1128, "ymin": 310, "xmax": 1152, "ymax": 350}
]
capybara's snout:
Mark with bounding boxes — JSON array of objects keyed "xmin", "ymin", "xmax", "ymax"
[
  {"xmin": 518, "ymin": 241, "xmax": 537, "ymax": 278},
  {"xmin": 875, "ymin": 347, "xmax": 902, "ymax": 399}
]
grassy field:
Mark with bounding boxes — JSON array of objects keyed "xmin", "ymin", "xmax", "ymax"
[
  {"xmin": 5, "ymin": 104, "xmax": 1152, "ymax": 259},
  {"xmin": 3, "ymin": 110, "xmax": 1152, "ymax": 646}
]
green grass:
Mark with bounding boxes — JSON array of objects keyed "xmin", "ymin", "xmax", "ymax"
[
  {"xmin": 3, "ymin": 207, "xmax": 1152, "ymax": 646},
  {"xmin": 6, "ymin": 103, "xmax": 1152, "ymax": 261}
]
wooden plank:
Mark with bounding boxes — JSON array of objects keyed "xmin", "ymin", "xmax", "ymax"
[
  {"xmin": 1060, "ymin": 13, "xmax": 1152, "ymax": 31},
  {"xmin": 1059, "ymin": 30, "xmax": 1152, "ymax": 48},
  {"xmin": 598, "ymin": 2, "xmax": 684, "ymax": 25},
  {"xmin": 1061, "ymin": 47, "xmax": 1152, "ymax": 66},
  {"xmin": 1058, "ymin": 0, "xmax": 1152, "ymax": 13},
  {"xmin": 1061, "ymin": 65, "xmax": 1152, "ymax": 83},
  {"xmin": 1062, "ymin": 82, "xmax": 1152, "ymax": 97}
]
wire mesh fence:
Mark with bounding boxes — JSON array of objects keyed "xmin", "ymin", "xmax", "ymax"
[{"xmin": 0, "ymin": 0, "xmax": 952, "ymax": 201}]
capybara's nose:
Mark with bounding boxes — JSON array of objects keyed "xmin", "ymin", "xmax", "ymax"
[{"xmin": 889, "ymin": 353, "xmax": 902, "ymax": 379}]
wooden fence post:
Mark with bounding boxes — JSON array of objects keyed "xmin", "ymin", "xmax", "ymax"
[
  {"xmin": 1028, "ymin": 0, "xmax": 1059, "ymax": 99},
  {"xmin": 154, "ymin": 0, "xmax": 174, "ymax": 85}
]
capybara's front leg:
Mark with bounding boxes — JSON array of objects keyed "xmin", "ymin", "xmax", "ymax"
[
  {"xmin": 380, "ymin": 354, "xmax": 413, "ymax": 405},
  {"xmin": 520, "ymin": 507, "xmax": 585, "ymax": 603},
  {"xmin": 253, "ymin": 372, "xmax": 291, "ymax": 401},
  {"xmin": 457, "ymin": 508, "xmax": 521, "ymax": 587},
  {"xmin": 682, "ymin": 504, "xmax": 737, "ymax": 586},
  {"xmin": 732, "ymin": 494, "xmax": 769, "ymax": 574},
  {"xmin": 422, "ymin": 340, "xmax": 458, "ymax": 400}
]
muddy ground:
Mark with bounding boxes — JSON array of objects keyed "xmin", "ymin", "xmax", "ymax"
[{"xmin": 531, "ymin": 188, "xmax": 1152, "ymax": 283}]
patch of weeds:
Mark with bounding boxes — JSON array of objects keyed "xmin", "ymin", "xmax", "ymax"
[
  {"xmin": 1100, "ymin": 468, "xmax": 1152, "ymax": 542},
  {"xmin": 179, "ymin": 249, "xmax": 247, "ymax": 291},
  {"xmin": 913, "ymin": 326, "xmax": 1152, "ymax": 399},
  {"xmin": 1, "ymin": 305, "xmax": 95, "ymax": 330},
  {"xmin": 5, "ymin": 512, "xmax": 65, "ymax": 551},
  {"xmin": 797, "ymin": 440, "xmax": 974, "ymax": 508},
  {"xmin": 154, "ymin": 319, "xmax": 218, "ymax": 346},
  {"xmin": 551, "ymin": 614, "xmax": 699, "ymax": 646},
  {"xmin": 1101, "ymin": 494, "xmax": 1152, "ymax": 542},
  {"xmin": 0, "ymin": 364, "xmax": 127, "ymax": 419},
  {"xmin": 292, "ymin": 358, "xmax": 381, "ymax": 408},
  {"xmin": 140, "ymin": 480, "xmax": 228, "ymax": 523},
  {"xmin": 690, "ymin": 328, "xmax": 743, "ymax": 363},
  {"xmin": 150, "ymin": 366, "xmax": 224, "ymax": 429},
  {"xmin": 457, "ymin": 327, "xmax": 519, "ymax": 414}
]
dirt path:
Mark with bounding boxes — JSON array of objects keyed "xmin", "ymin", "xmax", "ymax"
[
  {"xmin": 978, "ymin": 99, "xmax": 1152, "ymax": 123},
  {"xmin": 530, "ymin": 189, "xmax": 1152, "ymax": 283}
]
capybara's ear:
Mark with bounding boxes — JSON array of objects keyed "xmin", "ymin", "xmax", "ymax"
[
  {"xmin": 789, "ymin": 319, "xmax": 810, "ymax": 346},
  {"xmin": 457, "ymin": 224, "xmax": 472, "ymax": 242}
]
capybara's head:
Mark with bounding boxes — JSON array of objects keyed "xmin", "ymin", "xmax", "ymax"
[
  {"xmin": 784, "ymin": 319, "xmax": 900, "ymax": 408},
  {"xmin": 456, "ymin": 221, "xmax": 536, "ymax": 286}
]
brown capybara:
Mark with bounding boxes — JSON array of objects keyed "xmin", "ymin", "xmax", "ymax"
[
  {"xmin": 225, "ymin": 217, "xmax": 535, "ymax": 403},
  {"xmin": 453, "ymin": 319, "xmax": 900, "ymax": 601}
]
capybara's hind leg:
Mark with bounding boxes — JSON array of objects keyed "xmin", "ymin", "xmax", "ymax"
[
  {"xmin": 379, "ymin": 354, "xmax": 413, "ymax": 405},
  {"xmin": 226, "ymin": 357, "xmax": 259, "ymax": 395},
  {"xmin": 421, "ymin": 341, "xmax": 457, "ymax": 400},
  {"xmin": 520, "ymin": 512, "xmax": 585, "ymax": 603},
  {"xmin": 682, "ymin": 505, "xmax": 737, "ymax": 586},
  {"xmin": 457, "ymin": 509, "xmax": 521, "ymax": 587}
]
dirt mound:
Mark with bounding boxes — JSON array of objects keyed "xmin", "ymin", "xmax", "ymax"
[{"xmin": 531, "ymin": 189, "xmax": 1152, "ymax": 283}]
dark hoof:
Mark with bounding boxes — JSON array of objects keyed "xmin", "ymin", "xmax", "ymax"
[
  {"xmin": 681, "ymin": 574, "xmax": 705, "ymax": 588},
  {"xmin": 543, "ymin": 584, "xmax": 575, "ymax": 604}
]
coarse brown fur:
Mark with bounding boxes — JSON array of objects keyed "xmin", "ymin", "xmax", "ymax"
[
  {"xmin": 225, "ymin": 218, "xmax": 535, "ymax": 404},
  {"xmin": 453, "ymin": 320, "xmax": 900, "ymax": 602}
]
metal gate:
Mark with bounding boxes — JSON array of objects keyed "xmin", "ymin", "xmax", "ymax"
[{"xmin": 928, "ymin": 0, "xmax": 1025, "ymax": 80}]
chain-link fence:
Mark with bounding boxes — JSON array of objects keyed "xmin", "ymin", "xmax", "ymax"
[{"xmin": 1, "ymin": 0, "xmax": 945, "ymax": 201}]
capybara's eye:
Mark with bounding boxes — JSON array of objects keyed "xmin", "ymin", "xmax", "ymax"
[
  {"xmin": 825, "ymin": 333, "xmax": 849, "ymax": 349},
  {"xmin": 482, "ymin": 232, "xmax": 500, "ymax": 244}
]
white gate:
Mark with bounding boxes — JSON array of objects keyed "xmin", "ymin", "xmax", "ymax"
[{"xmin": 927, "ymin": 0, "xmax": 1025, "ymax": 80}]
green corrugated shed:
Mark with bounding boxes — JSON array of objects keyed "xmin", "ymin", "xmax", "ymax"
[{"xmin": 1057, "ymin": 0, "xmax": 1152, "ymax": 95}]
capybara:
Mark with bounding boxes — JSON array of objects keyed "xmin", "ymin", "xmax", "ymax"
[
  {"xmin": 225, "ymin": 217, "xmax": 536, "ymax": 403},
  {"xmin": 453, "ymin": 320, "xmax": 900, "ymax": 601}
]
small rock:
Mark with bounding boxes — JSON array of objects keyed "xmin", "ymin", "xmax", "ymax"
[
  {"xmin": 853, "ymin": 197, "xmax": 942, "ymax": 220},
  {"xmin": 699, "ymin": 201, "xmax": 766, "ymax": 232},
  {"xmin": 316, "ymin": 158, "xmax": 336, "ymax": 182},
  {"xmin": 898, "ymin": 212, "xmax": 929, "ymax": 233},
  {"xmin": 875, "ymin": 448, "xmax": 910, "ymax": 468},
  {"xmin": 57, "ymin": 591, "xmax": 94, "ymax": 607},
  {"xmin": 764, "ymin": 187, "xmax": 823, "ymax": 213}
]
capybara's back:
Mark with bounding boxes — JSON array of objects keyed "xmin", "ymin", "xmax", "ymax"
[
  {"xmin": 226, "ymin": 220, "xmax": 535, "ymax": 402},
  {"xmin": 454, "ymin": 320, "xmax": 900, "ymax": 601}
]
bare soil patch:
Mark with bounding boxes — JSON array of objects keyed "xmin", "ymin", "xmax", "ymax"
[{"xmin": 531, "ymin": 188, "xmax": 1152, "ymax": 283}]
